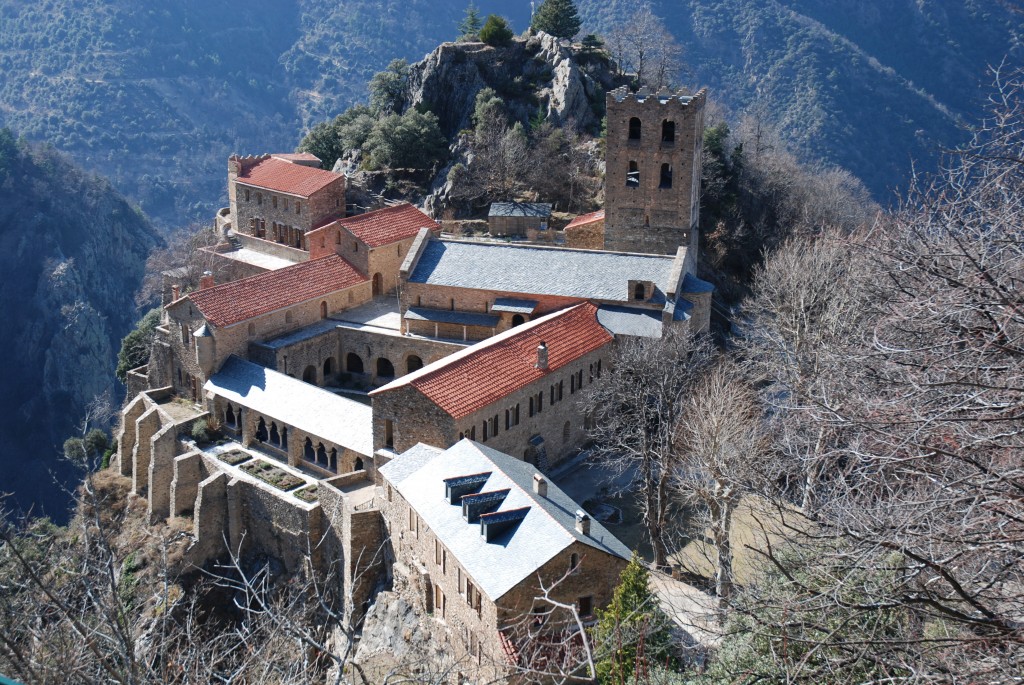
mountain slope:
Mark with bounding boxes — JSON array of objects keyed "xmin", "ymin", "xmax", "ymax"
[{"xmin": 0, "ymin": 130, "xmax": 160, "ymax": 520}]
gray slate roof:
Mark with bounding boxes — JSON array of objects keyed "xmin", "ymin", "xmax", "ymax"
[
  {"xmin": 681, "ymin": 273, "xmax": 715, "ymax": 294},
  {"xmin": 205, "ymin": 356, "xmax": 373, "ymax": 456},
  {"xmin": 488, "ymin": 202, "xmax": 552, "ymax": 218},
  {"xmin": 597, "ymin": 305, "xmax": 664, "ymax": 338},
  {"xmin": 405, "ymin": 307, "xmax": 500, "ymax": 328},
  {"xmin": 491, "ymin": 298, "xmax": 539, "ymax": 314},
  {"xmin": 409, "ymin": 240, "xmax": 676, "ymax": 305},
  {"xmin": 380, "ymin": 439, "xmax": 632, "ymax": 601}
]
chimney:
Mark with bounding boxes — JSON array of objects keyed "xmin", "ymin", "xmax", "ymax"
[
  {"xmin": 200, "ymin": 271, "xmax": 215, "ymax": 290},
  {"xmin": 533, "ymin": 473, "xmax": 548, "ymax": 498},
  {"xmin": 535, "ymin": 341, "xmax": 549, "ymax": 370},
  {"xmin": 171, "ymin": 284, "xmax": 181, "ymax": 301},
  {"xmin": 575, "ymin": 510, "xmax": 591, "ymax": 536}
]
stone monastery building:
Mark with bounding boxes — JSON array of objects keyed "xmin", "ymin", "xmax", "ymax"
[{"xmin": 116, "ymin": 85, "xmax": 710, "ymax": 679}]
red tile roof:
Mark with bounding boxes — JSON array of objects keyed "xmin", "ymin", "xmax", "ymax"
[
  {"xmin": 564, "ymin": 209, "xmax": 605, "ymax": 231},
  {"xmin": 375, "ymin": 303, "xmax": 612, "ymax": 419},
  {"xmin": 335, "ymin": 203, "xmax": 440, "ymax": 248},
  {"xmin": 186, "ymin": 254, "xmax": 367, "ymax": 327},
  {"xmin": 236, "ymin": 157, "xmax": 342, "ymax": 197}
]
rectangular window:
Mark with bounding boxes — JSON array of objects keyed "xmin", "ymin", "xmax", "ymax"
[
  {"xmin": 558, "ymin": 381, "xmax": 564, "ymax": 401},
  {"xmin": 295, "ymin": 202, "xmax": 301, "ymax": 215},
  {"xmin": 578, "ymin": 596, "xmax": 593, "ymax": 618},
  {"xmin": 482, "ymin": 421, "xmax": 488, "ymax": 442},
  {"xmin": 589, "ymin": 363, "xmax": 593, "ymax": 383},
  {"xmin": 570, "ymin": 374, "xmax": 576, "ymax": 394},
  {"xmin": 435, "ymin": 539, "xmax": 442, "ymax": 566},
  {"xmin": 529, "ymin": 397, "xmax": 535, "ymax": 417},
  {"xmin": 505, "ymin": 409, "xmax": 510, "ymax": 431},
  {"xmin": 272, "ymin": 196, "xmax": 278, "ymax": 209},
  {"xmin": 283, "ymin": 198, "xmax": 289, "ymax": 210}
]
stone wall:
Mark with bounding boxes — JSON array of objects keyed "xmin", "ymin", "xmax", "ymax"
[
  {"xmin": 372, "ymin": 344, "xmax": 611, "ymax": 469},
  {"xmin": 232, "ymin": 173, "xmax": 345, "ymax": 250},
  {"xmin": 604, "ymin": 89, "xmax": 706, "ymax": 256},
  {"xmin": 564, "ymin": 218, "xmax": 605, "ymax": 250},
  {"xmin": 338, "ymin": 327, "xmax": 464, "ymax": 387},
  {"xmin": 232, "ymin": 232, "xmax": 310, "ymax": 263}
]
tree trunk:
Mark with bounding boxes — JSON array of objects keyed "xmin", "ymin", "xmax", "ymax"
[{"xmin": 712, "ymin": 499, "xmax": 735, "ymax": 609}]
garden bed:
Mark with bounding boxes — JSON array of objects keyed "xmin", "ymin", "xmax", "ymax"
[
  {"xmin": 239, "ymin": 460, "xmax": 305, "ymax": 491},
  {"xmin": 293, "ymin": 485, "xmax": 319, "ymax": 503},
  {"xmin": 217, "ymin": 449, "xmax": 251, "ymax": 466}
]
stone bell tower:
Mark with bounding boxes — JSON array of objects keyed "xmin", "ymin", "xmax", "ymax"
[{"xmin": 603, "ymin": 86, "xmax": 707, "ymax": 256}]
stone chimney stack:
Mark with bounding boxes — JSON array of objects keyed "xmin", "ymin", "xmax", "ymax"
[
  {"xmin": 171, "ymin": 284, "xmax": 180, "ymax": 301},
  {"xmin": 575, "ymin": 510, "xmax": 591, "ymax": 536},
  {"xmin": 200, "ymin": 271, "xmax": 215, "ymax": 290},
  {"xmin": 535, "ymin": 341, "xmax": 549, "ymax": 370},
  {"xmin": 533, "ymin": 473, "xmax": 548, "ymax": 498}
]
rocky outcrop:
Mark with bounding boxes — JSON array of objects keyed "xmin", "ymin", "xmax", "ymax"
[{"xmin": 404, "ymin": 32, "xmax": 616, "ymax": 139}]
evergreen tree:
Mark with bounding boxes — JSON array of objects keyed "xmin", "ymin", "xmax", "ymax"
[
  {"xmin": 591, "ymin": 553, "xmax": 676, "ymax": 684},
  {"xmin": 479, "ymin": 15, "xmax": 513, "ymax": 47},
  {"xmin": 457, "ymin": 2, "xmax": 483, "ymax": 41},
  {"xmin": 115, "ymin": 308, "xmax": 161, "ymax": 383},
  {"xmin": 530, "ymin": 0, "xmax": 582, "ymax": 39}
]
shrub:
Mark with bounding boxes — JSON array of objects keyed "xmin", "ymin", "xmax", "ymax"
[
  {"xmin": 191, "ymin": 419, "xmax": 210, "ymax": 444},
  {"xmin": 479, "ymin": 15, "xmax": 513, "ymax": 47}
]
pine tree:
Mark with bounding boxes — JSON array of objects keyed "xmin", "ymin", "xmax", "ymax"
[
  {"xmin": 592, "ymin": 553, "xmax": 676, "ymax": 684},
  {"xmin": 479, "ymin": 15, "xmax": 513, "ymax": 47},
  {"xmin": 530, "ymin": 0, "xmax": 582, "ymax": 39},
  {"xmin": 457, "ymin": 2, "xmax": 483, "ymax": 40}
]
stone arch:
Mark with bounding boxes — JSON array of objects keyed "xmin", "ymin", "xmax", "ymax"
[
  {"xmin": 627, "ymin": 161, "xmax": 639, "ymax": 187},
  {"xmin": 304, "ymin": 438, "xmax": 315, "ymax": 461},
  {"xmin": 511, "ymin": 314, "xmax": 525, "ymax": 327},
  {"xmin": 628, "ymin": 117, "xmax": 642, "ymax": 140},
  {"xmin": 323, "ymin": 357, "xmax": 336, "ymax": 380},
  {"xmin": 659, "ymin": 163, "xmax": 673, "ymax": 189},
  {"xmin": 661, "ymin": 119, "xmax": 675, "ymax": 143},
  {"xmin": 372, "ymin": 272, "xmax": 384, "ymax": 296},
  {"xmin": 224, "ymin": 404, "xmax": 237, "ymax": 429},
  {"xmin": 320, "ymin": 301, "xmax": 328, "ymax": 319},
  {"xmin": 354, "ymin": 456, "xmax": 364, "ymax": 471},
  {"xmin": 346, "ymin": 353, "xmax": 364, "ymax": 374},
  {"xmin": 280, "ymin": 427, "xmax": 288, "ymax": 449},
  {"xmin": 406, "ymin": 355, "xmax": 423, "ymax": 373},
  {"xmin": 316, "ymin": 443, "xmax": 327, "ymax": 467},
  {"xmin": 376, "ymin": 357, "xmax": 395, "ymax": 379},
  {"xmin": 269, "ymin": 422, "xmax": 280, "ymax": 447},
  {"xmin": 303, "ymin": 365, "xmax": 317, "ymax": 384},
  {"xmin": 256, "ymin": 417, "xmax": 268, "ymax": 442},
  {"xmin": 329, "ymin": 448, "xmax": 338, "ymax": 472}
]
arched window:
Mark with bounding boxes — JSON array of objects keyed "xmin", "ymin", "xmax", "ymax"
[
  {"xmin": 661, "ymin": 120, "xmax": 675, "ymax": 143},
  {"xmin": 323, "ymin": 357, "xmax": 335, "ymax": 379},
  {"xmin": 634, "ymin": 282, "xmax": 645, "ymax": 300},
  {"xmin": 626, "ymin": 161, "xmax": 639, "ymax": 188},
  {"xmin": 320, "ymin": 301, "xmax": 328, "ymax": 319},
  {"xmin": 316, "ymin": 443, "xmax": 327, "ymax": 466},
  {"xmin": 281, "ymin": 427, "xmax": 288, "ymax": 449},
  {"xmin": 256, "ymin": 418, "xmax": 268, "ymax": 442},
  {"xmin": 354, "ymin": 456, "xmax": 364, "ymax": 471},
  {"xmin": 329, "ymin": 448, "xmax": 338, "ymax": 472},
  {"xmin": 659, "ymin": 163, "xmax": 673, "ymax": 189},
  {"xmin": 511, "ymin": 314, "xmax": 525, "ymax": 327},
  {"xmin": 406, "ymin": 355, "xmax": 423, "ymax": 373},
  {"xmin": 303, "ymin": 365, "xmax": 317, "ymax": 384},
  {"xmin": 346, "ymin": 353, "xmax": 364, "ymax": 374},
  {"xmin": 628, "ymin": 117, "xmax": 642, "ymax": 140},
  {"xmin": 304, "ymin": 438, "xmax": 314, "ymax": 461},
  {"xmin": 384, "ymin": 419, "xmax": 394, "ymax": 448},
  {"xmin": 269, "ymin": 422, "xmax": 280, "ymax": 447},
  {"xmin": 377, "ymin": 357, "xmax": 395, "ymax": 378}
]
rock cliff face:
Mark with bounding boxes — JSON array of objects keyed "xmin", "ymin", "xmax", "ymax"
[
  {"xmin": 0, "ymin": 132, "xmax": 160, "ymax": 520},
  {"xmin": 405, "ymin": 32, "xmax": 615, "ymax": 138}
]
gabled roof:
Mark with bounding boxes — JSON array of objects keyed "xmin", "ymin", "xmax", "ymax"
[
  {"xmin": 372, "ymin": 303, "xmax": 613, "ymax": 419},
  {"xmin": 564, "ymin": 209, "xmax": 605, "ymax": 231},
  {"xmin": 236, "ymin": 157, "xmax": 342, "ymax": 197},
  {"xmin": 380, "ymin": 439, "xmax": 631, "ymax": 601},
  {"xmin": 488, "ymin": 202, "xmax": 552, "ymax": 218},
  {"xmin": 335, "ymin": 203, "xmax": 439, "ymax": 248},
  {"xmin": 185, "ymin": 254, "xmax": 366, "ymax": 327},
  {"xmin": 408, "ymin": 239, "xmax": 677, "ymax": 304},
  {"xmin": 206, "ymin": 357, "xmax": 373, "ymax": 456}
]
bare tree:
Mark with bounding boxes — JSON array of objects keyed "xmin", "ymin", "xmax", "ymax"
[
  {"xmin": 136, "ymin": 223, "xmax": 227, "ymax": 308},
  {"xmin": 585, "ymin": 330, "xmax": 713, "ymax": 568},
  {"xmin": 673, "ymin": 361, "xmax": 768, "ymax": 606},
  {"xmin": 606, "ymin": 4, "xmax": 685, "ymax": 90}
]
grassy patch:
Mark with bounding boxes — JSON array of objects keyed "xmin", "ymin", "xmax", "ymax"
[
  {"xmin": 217, "ymin": 449, "xmax": 251, "ymax": 466},
  {"xmin": 240, "ymin": 460, "xmax": 305, "ymax": 491},
  {"xmin": 294, "ymin": 485, "xmax": 319, "ymax": 503}
]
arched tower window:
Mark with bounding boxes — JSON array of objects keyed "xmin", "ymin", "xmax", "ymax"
[
  {"xmin": 628, "ymin": 117, "xmax": 642, "ymax": 140},
  {"xmin": 346, "ymin": 353, "xmax": 364, "ymax": 374},
  {"xmin": 626, "ymin": 161, "xmax": 639, "ymax": 188},
  {"xmin": 634, "ymin": 282, "xmax": 645, "ymax": 300},
  {"xmin": 377, "ymin": 357, "xmax": 395, "ymax": 379},
  {"xmin": 660, "ymin": 163, "xmax": 673, "ymax": 189},
  {"xmin": 662, "ymin": 120, "xmax": 675, "ymax": 143},
  {"xmin": 511, "ymin": 314, "xmax": 525, "ymax": 327}
]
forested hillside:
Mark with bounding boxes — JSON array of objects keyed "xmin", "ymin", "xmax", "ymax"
[
  {"xmin": 0, "ymin": 130, "xmax": 160, "ymax": 520},
  {"xmin": 0, "ymin": 1, "xmax": 1018, "ymax": 227}
]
